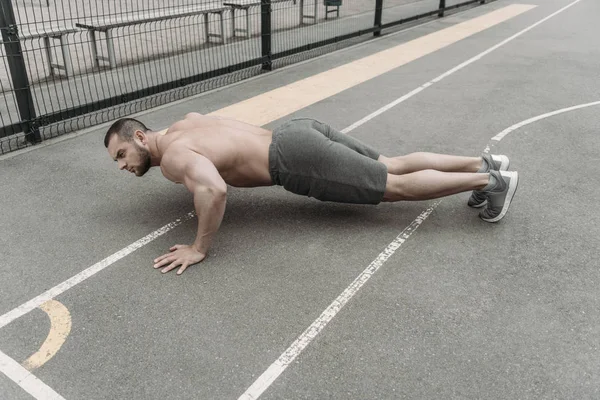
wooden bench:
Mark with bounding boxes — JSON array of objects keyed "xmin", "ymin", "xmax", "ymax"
[
  {"xmin": 75, "ymin": 5, "xmax": 228, "ymax": 69},
  {"xmin": 1, "ymin": 27, "xmax": 77, "ymax": 77},
  {"xmin": 224, "ymin": 0, "xmax": 330, "ymax": 39}
]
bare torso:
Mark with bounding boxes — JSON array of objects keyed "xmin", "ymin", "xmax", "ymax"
[{"xmin": 157, "ymin": 113, "xmax": 274, "ymax": 187}]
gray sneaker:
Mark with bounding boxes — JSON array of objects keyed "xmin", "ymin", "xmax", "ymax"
[
  {"xmin": 468, "ymin": 154, "xmax": 510, "ymax": 208},
  {"xmin": 479, "ymin": 170, "xmax": 519, "ymax": 223}
]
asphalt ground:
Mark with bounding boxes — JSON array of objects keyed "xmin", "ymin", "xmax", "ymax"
[{"xmin": 1, "ymin": 0, "xmax": 599, "ymax": 398}]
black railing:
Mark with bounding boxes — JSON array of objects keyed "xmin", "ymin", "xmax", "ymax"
[{"xmin": 0, "ymin": 0, "xmax": 490, "ymax": 155}]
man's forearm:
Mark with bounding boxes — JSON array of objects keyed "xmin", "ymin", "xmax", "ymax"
[{"xmin": 191, "ymin": 187, "xmax": 227, "ymax": 254}]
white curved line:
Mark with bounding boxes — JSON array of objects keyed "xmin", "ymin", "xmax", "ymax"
[{"xmin": 492, "ymin": 100, "xmax": 600, "ymax": 142}]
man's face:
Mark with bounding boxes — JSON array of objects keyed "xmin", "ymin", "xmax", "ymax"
[{"xmin": 107, "ymin": 133, "xmax": 151, "ymax": 177}]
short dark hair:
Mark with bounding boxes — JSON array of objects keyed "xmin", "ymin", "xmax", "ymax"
[{"xmin": 104, "ymin": 118, "xmax": 150, "ymax": 148}]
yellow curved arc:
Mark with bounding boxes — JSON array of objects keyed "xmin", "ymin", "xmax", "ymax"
[{"xmin": 22, "ymin": 300, "xmax": 72, "ymax": 371}]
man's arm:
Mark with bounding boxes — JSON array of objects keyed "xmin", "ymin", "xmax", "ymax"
[{"xmin": 155, "ymin": 147, "xmax": 227, "ymax": 274}]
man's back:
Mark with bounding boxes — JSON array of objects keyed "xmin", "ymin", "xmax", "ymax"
[{"xmin": 159, "ymin": 113, "xmax": 274, "ymax": 187}]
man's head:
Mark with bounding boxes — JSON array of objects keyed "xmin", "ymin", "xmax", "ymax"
[{"xmin": 105, "ymin": 118, "xmax": 152, "ymax": 177}]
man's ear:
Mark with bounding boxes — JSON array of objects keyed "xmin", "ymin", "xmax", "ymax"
[{"xmin": 134, "ymin": 129, "xmax": 146, "ymax": 144}]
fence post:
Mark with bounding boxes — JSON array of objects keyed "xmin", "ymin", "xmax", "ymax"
[
  {"xmin": 261, "ymin": 0, "xmax": 272, "ymax": 71},
  {"xmin": 438, "ymin": 0, "xmax": 446, "ymax": 17},
  {"xmin": 0, "ymin": 0, "xmax": 39, "ymax": 143},
  {"xmin": 374, "ymin": 0, "xmax": 383, "ymax": 37}
]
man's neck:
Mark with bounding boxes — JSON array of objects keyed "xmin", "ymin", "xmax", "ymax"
[{"xmin": 147, "ymin": 131, "xmax": 165, "ymax": 166}]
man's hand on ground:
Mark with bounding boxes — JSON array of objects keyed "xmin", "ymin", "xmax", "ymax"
[{"xmin": 153, "ymin": 245, "xmax": 206, "ymax": 275}]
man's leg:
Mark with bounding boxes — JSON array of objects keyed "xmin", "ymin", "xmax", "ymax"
[
  {"xmin": 378, "ymin": 153, "xmax": 484, "ymax": 175},
  {"xmin": 382, "ymin": 170, "xmax": 489, "ymax": 201}
]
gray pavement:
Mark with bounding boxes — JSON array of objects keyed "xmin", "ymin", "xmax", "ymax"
[{"xmin": 1, "ymin": 0, "xmax": 600, "ymax": 398}]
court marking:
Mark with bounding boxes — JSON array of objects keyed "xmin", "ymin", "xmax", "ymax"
[
  {"xmin": 0, "ymin": 350, "xmax": 65, "ymax": 400},
  {"xmin": 0, "ymin": 1, "xmax": 586, "ymax": 399},
  {"xmin": 490, "ymin": 100, "xmax": 600, "ymax": 142},
  {"xmin": 240, "ymin": 202, "xmax": 441, "ymax": 400},
  {"xmin": 22, "ymin": 301, "xmax": 72, "ymax": 372}
]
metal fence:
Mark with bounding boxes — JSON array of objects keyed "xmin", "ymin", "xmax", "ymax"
[{"xmin": 0, "ymin": 0, "xmax": 489, "ymax": 154}]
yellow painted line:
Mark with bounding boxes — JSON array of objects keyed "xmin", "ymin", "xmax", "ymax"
[
  {"xmin": 210, "ymin": 4, "xmax": 536, "ymax": 125},
  {"xmin": 21, "ymin": 300, "xmax": 72, "ymax": 371}
]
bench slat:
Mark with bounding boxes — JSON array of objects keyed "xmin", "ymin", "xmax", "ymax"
[
  {"xmin": 75, "ymin": 5, "xmax": 226, "ymax": 31},
  {"xmin": 224, "ymin": 0, "xmax": 290, "ymax": 6}
]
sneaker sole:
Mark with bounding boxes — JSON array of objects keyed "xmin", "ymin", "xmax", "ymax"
[
  {"xmin": 480, "ymin": 171, "xmax": 519, "ymax": 223},
  {"xmin": 468, "ymin": 155, "xmax": 510, "ymax": 208}
]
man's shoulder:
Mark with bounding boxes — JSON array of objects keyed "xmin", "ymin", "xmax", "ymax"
[{"xmin": 160, "ymin": 140, "xmax": 190, "ymax": 166}]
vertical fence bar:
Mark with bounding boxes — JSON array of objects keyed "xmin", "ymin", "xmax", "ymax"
[
  {"xmin": 0, "ymin": 0, "xmax": 39, "ymax": 143},
  {"xmin": 374, "ymin": 0, "xmax": 383, "ymax": 37},
  {"xmin": 261, "ymin": 0, "xmax": 272, "ymax": 71},
  {"xmin": 438, "ymin": 0, "xmax": 446, "ymax": 17}
]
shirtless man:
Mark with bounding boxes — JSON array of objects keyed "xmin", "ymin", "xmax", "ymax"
[{"xmin": 104, "ymin": 113, "xmax": 518, "ymax": 275}]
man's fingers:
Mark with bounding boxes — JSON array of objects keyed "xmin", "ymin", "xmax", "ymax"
[
  {"xmin": 170, "ymin": 244, "xmax": 183, "ymax": 251},
  {"xmin": 154, "ymin": 255, "xmax": 176, "ymax": 269},
  {"xmin": 154, "ymin": 253, "xmax": 172, "ymax": 263},
  {"xmin": 161, "ymin": 261, "xmax": 181, "ymax": 274},
  {"xmin": 177, "ymin": 263, "xmax": 190, "ymax": 275}
]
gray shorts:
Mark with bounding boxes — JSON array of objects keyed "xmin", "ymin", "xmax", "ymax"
[{"xmin": 268, "ymin": 118, "xmax": 388, "ymax": 204}]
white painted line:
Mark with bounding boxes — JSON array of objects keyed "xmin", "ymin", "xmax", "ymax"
[
  {"xmin": 0, "ymin": 212, "xmax": 196, "ymax": 330},
  {"xmin": 343, "ymin": 0, "xmax": 585, "ymax": 134},
  {"xmin": 239, "ymin": 201, "xmax": 441, "ymax": 400},
  {"xmin": 0, "ymin": 350, "xmax": 65, "ymax": 400},
  {"xmin": 491, "ymin": 100, "xmax": 600, "ymax": 141}
]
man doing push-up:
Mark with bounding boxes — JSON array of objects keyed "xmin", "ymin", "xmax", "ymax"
[{"xmin": 104, "ymin": 113, "xmax": 518, "ymax": 275}]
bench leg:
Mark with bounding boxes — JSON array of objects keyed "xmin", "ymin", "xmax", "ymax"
[
  {"xmin": 313, "ymin": 0, "xmax": 318, "ymax": 22},
  {"xmin": 106, "ymin": 29, "xmax": 117, "ymax": 69},
  {"xmin": 89, "ymin": 30, "xmax": 99, "ymax": 69},
  {"xmin": 59, "ymin": 35, "xmax": 73, "ymax": 78},
  {"xmin": 219, "ymin": 12, "xmax": 226, "ymax": 44},
  {"xmin": 245, "ymin": 8, "xmax": 250, "ymax": 37},
  {"xmin": 231, "ymin": 8, "xmax": 236, "ymax": 38},
  {"xmin": 299, "ymin": 0, "xmax": 303, "ymax": 25},
  {"xmin": 203, "ymin": 13, "xmax": 209, "ymax": 43},
  {"xmin": 43, "ymin": 36, "xmax": 54, "ymax": 76}
]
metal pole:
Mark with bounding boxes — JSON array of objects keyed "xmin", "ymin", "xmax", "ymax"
[
  {"xmin": 374, "ymin": 0, "xmax": 383, "ymax": 37},
  {"xmin": 261, "ymin": 0, "xmax": 272, "ymax": 71},
  {"xmin": 0, "ymin": 0, "xmax": 39, "ymax": 143},
  {"xmin": 438, "ymin": 0, "xmax": 446, "ymax": 17}
]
